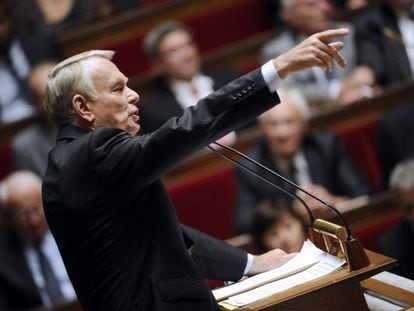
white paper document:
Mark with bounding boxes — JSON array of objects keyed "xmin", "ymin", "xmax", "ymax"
[{"xmin": 215, "ymin": 240, "xmax": 346, "ymax": 307}]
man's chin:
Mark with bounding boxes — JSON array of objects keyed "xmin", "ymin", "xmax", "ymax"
[{"xmin": 128, "ymin": 124, "xmax": 141, "ymax": 136}]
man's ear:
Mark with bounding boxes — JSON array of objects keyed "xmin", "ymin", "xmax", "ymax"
[{"xmin": 72, "ymin": 94, "xmax": 95, "ymax": 123}]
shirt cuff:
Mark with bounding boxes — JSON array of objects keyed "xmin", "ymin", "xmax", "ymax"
[
  {"xmin": 261, "ymin": 60, "xmax": 282, "ymax": 93},
  {"xmin": 243, "ymin": 253, "xmax": 254, "ymax": 275}
]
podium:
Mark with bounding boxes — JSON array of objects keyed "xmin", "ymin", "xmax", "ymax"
[{"xmin": 219, "ymin": 250, "xmax": 397, "ymax": 311}]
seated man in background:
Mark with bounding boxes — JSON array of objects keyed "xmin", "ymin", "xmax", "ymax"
[
  {"xmin": 379, "ymin": 159, "xmax": 414, "ymax": 280},
  {"xmin": 140, "ymin": 21, "xmax": 240, "ymax": 143},
  {"xmin": 354, "ymin": 0, "xmax": 414, "ymax": 87},
  {"xmin": 0, "ymin": 171, "xmax": 76, "ymax": 310},
  {"xmin": 379, "ymin": 98, "xmax": 414, "ymax": 188},
  {"xmin": 261, "ymin": 0, "xmax": 375, "ymax": 108},
  {"xmin": 235, "ymin": 87, "xmax": 370, "ymax": 234},
  {"xmin": 12, "ymin": 61, "xmax": 58, "ymax": 177}
]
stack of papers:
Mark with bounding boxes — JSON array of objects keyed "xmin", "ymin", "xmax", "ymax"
[{"xmin": 213, "ymin": 240, "xmax": 345, "ymax": 307}]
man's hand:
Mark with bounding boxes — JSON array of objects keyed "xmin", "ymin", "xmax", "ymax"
[
  {"xmin": 273, "ymin": 28, "xmax": 349, "ymax": 80},
  {"xmin": 247, "ymin": 249, "xmax": 297, "ymax": 276}
]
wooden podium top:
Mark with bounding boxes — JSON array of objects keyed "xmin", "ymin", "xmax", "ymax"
[{"xmin": 220, "ymin": 250, "xmax": 397, "ymax": 311}]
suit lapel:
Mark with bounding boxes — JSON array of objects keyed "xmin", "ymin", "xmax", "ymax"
[
  {"xmin": 382, "ymin": 7, "xmax": 412, "ymax": 80},
  {"xmin": 0, "ymin": 232, "xmax": 42, "ymax": 304}
]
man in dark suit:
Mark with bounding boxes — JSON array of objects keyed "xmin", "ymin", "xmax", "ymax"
[
  {"xmin": 379, "ymin": 159, "xmax": 414, "ymax": 280},
  {"xmin": 379, "ymin": 99, "xmax": 414, "ymax": 188},
  {"xmin": 235, "ymin": 88, "xmax": 370, "ymax": 233},
  {"xmin": 354, "ymin": 0, "xmax": 413, "ymax": 86},
  {"xmin": 0, "ymin": 171, "xmax": 76, "ymax": 310},
  {"xmin": 42, "ymin": 28, "xmax": 349, "ymax": 311},
  {"xmin": 140, "ymin": 21, "xmax": 241, "ymax": 138}
]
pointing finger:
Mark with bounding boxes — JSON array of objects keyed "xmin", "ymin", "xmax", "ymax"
[{"xmin": 315, "ymin": 28, "xmax": 349, "ymax": 42}]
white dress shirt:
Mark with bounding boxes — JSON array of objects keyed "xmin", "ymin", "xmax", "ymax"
[
  {"xmin": 397, "ymin": 9, "xmax": 414, "ymax": 77},
  {"xmin": 23, "ymin": 230, "xmax": 76, "ymax": 305}
]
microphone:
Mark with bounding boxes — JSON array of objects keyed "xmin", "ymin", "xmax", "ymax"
[
  {"xmin": 207, "ymin": 145, "xmax": 315, "ymax": 225},
  {"xmin": 208, "ymin": 141, "xmax": 354, "ymax": 240}
]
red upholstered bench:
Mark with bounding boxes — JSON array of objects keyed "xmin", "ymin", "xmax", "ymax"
[
  {"xmin": 107, "ymin": 0, "xmax": 272, "ymax": 77},
  {"xmin": 353, "ymin": 214, "xmax": 401, "ymax": 252},
  {"xmin": 167, "ymin": 166, "xmax": 236, "ymax": 240},
  {"xmin": 337, "ymin": 120, "xmax": 382, "ymax": 192},
  {"xmin": 0, "ymin": 143, "xmax": 13, "ymax": 180}
]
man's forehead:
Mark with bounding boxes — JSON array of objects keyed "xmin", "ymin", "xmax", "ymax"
[{"xmin": 83, "ymin": 57, "xmax": 125, "ymax": 82}]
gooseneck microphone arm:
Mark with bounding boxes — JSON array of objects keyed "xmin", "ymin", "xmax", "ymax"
[
  {"xmin": 207, "ymin": 145, "xmax": 315, "ymax": 225},
  {"xmin": 209, "ymin": 141, "xmax": 353, "ymax": 239}
]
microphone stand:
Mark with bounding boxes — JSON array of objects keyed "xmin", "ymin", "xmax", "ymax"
[{"xmin": 209, "ymin": 141, "xmax": 370, "ymax": 271}]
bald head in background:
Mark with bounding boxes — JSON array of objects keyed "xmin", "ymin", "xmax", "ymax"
[{"xmin": 1, "ymin": 171, "xmax": 47, "ymax": 243}]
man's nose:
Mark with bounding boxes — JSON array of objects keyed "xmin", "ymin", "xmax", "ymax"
[{"xmin": 128, "ymin": 88, "xmax": 140, "ymax": 105}]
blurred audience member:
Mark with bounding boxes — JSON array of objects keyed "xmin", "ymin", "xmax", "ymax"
[
  {"xmin": 261, "ymin": 0, "xmax": 375, "ymax": 108},
  {"xmin": 354, "ymin": 0, "xmax": 414, "ymax": 86},
  {"xmin": 0, "ymin": 171, "xmax": 76, "ymax": 310},
  {"xmin": 12, "ymin": 62, "xmax": 58, "ymax": 177},
  {"xmin": 0, "ymin": 9, "xmax": 33, "ymax": 123},
  {"xmin": 140, "ymin": 21, "xmax": 239, "ymax": 143},
  {"xmin": 0, "ymin": 5, "xmax": 60, "ymax": 124},
  {"xmin": 379, "ymin": 98, "xmax": 414, "ymax": 188},
  {"xmin": 379, "ymin": 159, "xmax": 414, "ymax": 280},
  {"xmin": 252, "ymin": 200, "xmax": 307, "ymax": 254},
  {"xmin": 235, "ymin": 88, "xmax": 370, "ymax": 234},
  {"xmin": 331, "ymin": 0, "xmax": 368, "ymax": 12},
  {"xmin": 12, "ymin": 0, "xmax": 142, "ymax": 39}
]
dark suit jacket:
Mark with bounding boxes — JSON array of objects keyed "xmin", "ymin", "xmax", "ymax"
[
  {"xmin": 379, "ymin": 99, "xmax": 414, "ymax": 188},
  {"xmin": 42, "ymin": 69, "xmax": 279, "ymax": 311},
  {"xmin": 0, "ymin": 230, "xmax": 43, "ymax": 310},
  {"xmin": 235, "ymin": 132, "xmax": 371, "ymax": 234},
  {"xmin": 354, "ymin": 2, "xmax": 412, "ymax": 86},
  {"xmin": 379, "ymin": 219, "xmax": 414, "ymax": 280},
  {"xmin": 139, "ymin": 69, "xmax": 241, "ymax": 133}
]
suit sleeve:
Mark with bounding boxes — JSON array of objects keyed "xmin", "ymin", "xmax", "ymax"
[
  {"xmin": 180, "ymin": 225, "xmax": 247, "ymax": 281},
  {"xmin": 354, "ymin": 15, "xmax": 385, "ymax": 84},
  {"xmin": 378, "ymin": 118, "xmax": 398, "ymax": 189},
  {"xmin": 90, "ymin": 69, "xmax": 280, "ymax": 190}
]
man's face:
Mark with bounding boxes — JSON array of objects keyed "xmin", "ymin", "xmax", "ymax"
[
  {"xmin": 260, "ymin": 103, "xmax": 306, "ymax": 160},
  {"xmin": 84, "ymin": 57, "xmax": 141, "ymax": 136},
  {"xmin": 284, "ymin": 0, "xmax": 334, "ymax": 35},
  {"xmin": 8, "ymin": 185, "xmax": 47, "ymax": 243},
  {"xmin": 157, "ymin": 29, "xmax": 201, "ymax": 81}
]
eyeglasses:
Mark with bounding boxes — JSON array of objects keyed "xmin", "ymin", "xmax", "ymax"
[{"xmin": 13, "ymin": 204, "xmax": 44, "ymax": 221}]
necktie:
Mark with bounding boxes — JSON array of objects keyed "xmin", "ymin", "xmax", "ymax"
[
  {"xmin": 34, "ymin": 242, "xmax": 64, "ymax": 303},
  {"xmin": 190, "ymin": 83, "xmax": 201, "ymax": 101}
]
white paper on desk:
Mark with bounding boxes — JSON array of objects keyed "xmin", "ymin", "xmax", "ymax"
[
  {"xmin": 225, "ymin": 253, "xmax": 346, "ymax": 307},
  {"xmin": 213, "ymin": 240, "xmax": 326, "ymax": 301}
]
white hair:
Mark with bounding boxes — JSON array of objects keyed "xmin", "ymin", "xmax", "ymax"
[
  {"xmin": 390, "ymin": 159, "xmax": 414, "ymax": 191},
  {"xmin": 1, "ymin": 171, "xmax": 42, "ymax": 205},
  {"xmin": 44, "ymin": 50, "xmax": 115, "ymax": 126},
  {"xmin": 278, "ymin": 87, "xmax": 311, "ymax": 120}
]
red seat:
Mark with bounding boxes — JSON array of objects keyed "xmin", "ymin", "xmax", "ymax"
[
  {"xmin": 168, "ymin": 166, "xmax": 236, "ymax": 239},
  {"xmin": 107, "ymin": 0, "xmax": 272, "ymax": 77},
  {"xmin": 337, "ymin": 120, "xmax": 382, "ymax": 192},
  {"xmin": 0, "ymin": 143, "xmax": 13, "ymax": 180}
]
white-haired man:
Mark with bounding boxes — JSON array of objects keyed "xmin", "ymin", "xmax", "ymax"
[
  {"xmin": 42, "ymin": 29, "xmax": 349, "ymax": 311},
  {"xmin": 235, "ymin": 87, "xmax": 371, "ymax": 234},
  {"xmin": 379, "ymin": 159, "xmax": 414, "ymax": 280},
  {"xmin": 0, "ymin": 171, "xmax": 75, "ymax": 310}
]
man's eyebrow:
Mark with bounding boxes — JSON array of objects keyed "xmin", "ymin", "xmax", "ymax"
[{"xmin": 109, "ymin": 76, "xmax": 128, "ymax": 88}]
